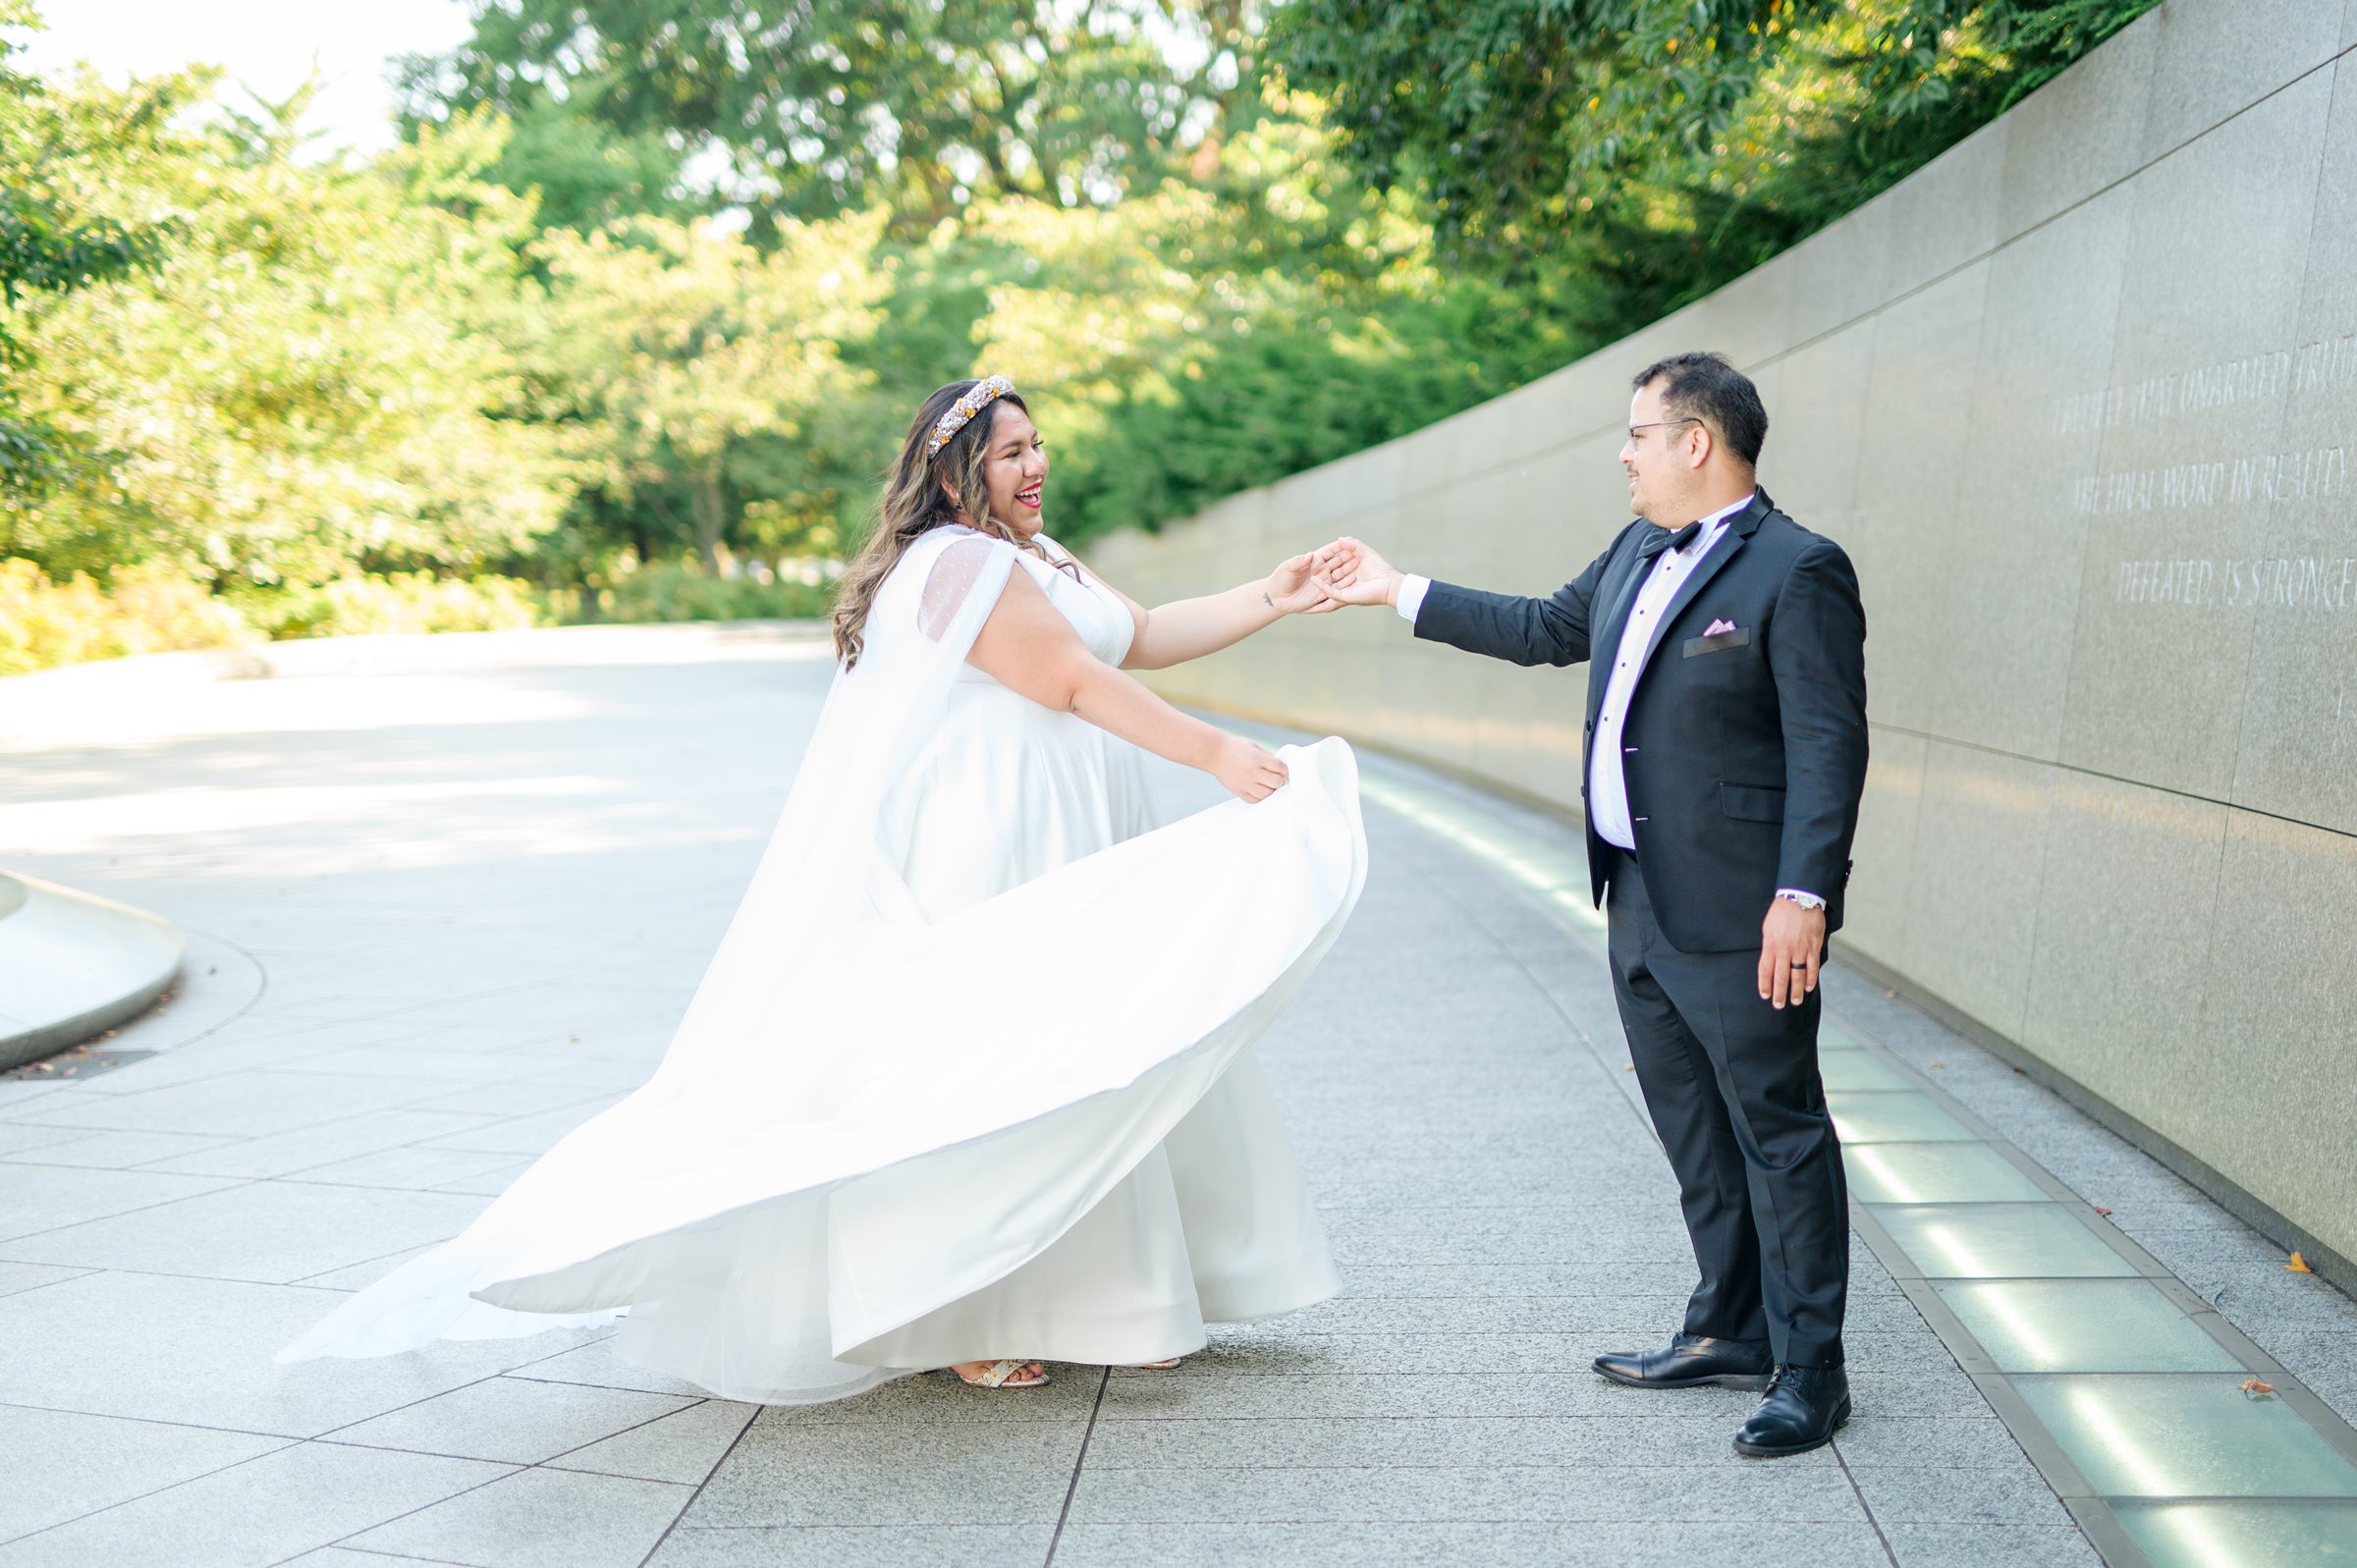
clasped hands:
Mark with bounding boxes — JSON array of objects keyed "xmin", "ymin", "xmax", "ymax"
[
  {"xmin": 1261, "ymin": 537, "xmax": 1402, "ymax": 617},
  {"xmin": 1285, "ymin": 536, "xmax": 1826, "ymax": 1006}
]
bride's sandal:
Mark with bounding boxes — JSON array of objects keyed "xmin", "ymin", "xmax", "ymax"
[
  {"xmin": 944, "ymin": 1358, "xmax": 1049, "ymax": 1389},
  {"xmin": 1128, "ymin": 1357, "xmax": 1183, "ymax": 1370}
]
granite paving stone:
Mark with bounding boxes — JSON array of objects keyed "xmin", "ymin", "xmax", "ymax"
[
  {"xmin": 292, "ymin": 1143, "xmax": 536, "ymax": 1191},
  {"xmin": 7, "ymin": 1068, "xmax": 450, "ymax": 1138},
  {"xmin": 131, "ymin": 1108, "xmax": 505, "ymax": 1179},
  {"xmin": 1830, "ymin": 1415, "xmax": 2033, "ymax": 1468},
  {"xmin": 0, "ymin": 1260, "xmax": 88, "ymax": 1300},
  {"xmin": 1063, "ymin": 1463, "xmax": 1871, "ymax": 1525},
  {"xmin": 645, "ymin": 1526, "xmax": 1057, "ymax": 1568},
  {"xmin": 0, "ymin": 1178, "xmax": 485, "ymax": 1283},
  {"xmin": 1879, "ymin": 1522, "xmax": 2108, "ymax": 1568},
  {"xmin": 1048, "ymin": 1521, "xmax": 1897, "ymax": 1568},
  {"xmin": 1096, "ymin": 1370, "xmax": 1764, "ymax": 1422},
  {"xmin": 544, "ymin": 1398, "xmax": 758, "ymax": 1485},
  {"xmin": 501, "ymin": 1336, "xmax": 726, "ymax": 1401},
  {"xmin": 0, "ymin": 1123, "xmax": 77, "ymax": 1157},
  {"xmin": 347, "ymin": 1465, "xmax": 693, "ymax": 1568},
  {"xmin": 0, "ymin": 1128, "xmax": 235, "ymax": 1167},
  {"xmin": 1843, "ymin": 1463, "xmax": 2083, "ymax": 1525},
  {"xmin": 0, "ymin": 1269, "xmax": 600, "ymax": 1436},
  {"xmin": 324, "ymin": 1375, "xmax": 696, "ymax": 1465},
  {"xmin": 0, "ymin": 1405, "xmax": 288, "ymax": 1542},
  {"xmin": 750, "ymin": 1372, "xmax": 1107, "ymax": 1427},
  {"xmin": 1083, "ymin": 1414, "xmax": 1836, "ymax": 1470},
  {"xmin": 684, "ymin": 1419, "xmax": 1087, "ymax": 1527},
  {"xmin": 0, "ymin": 1163, "xmax": 243, "ymax": 1243},
  {"xmin": 0, "ymin": 1440, "xmax": 512, "ymax": 1568},
  {"xmin": 292, "ymin": 1241, "xmax": 439, "ymax": 1290}
]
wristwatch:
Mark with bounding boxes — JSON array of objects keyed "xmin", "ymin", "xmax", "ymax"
[{"xmin": 1775, "ymin": 890, "xmax": 1828, "ymax": 911}]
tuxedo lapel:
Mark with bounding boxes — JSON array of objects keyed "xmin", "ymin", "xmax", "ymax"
[
  {"xmin": 1585, "ymin": 533, "xmax": 1660, "ymax": 726},
  {"xmin": 1631, "ymin": 492, "xmax": 1771, "ymax": 683}
]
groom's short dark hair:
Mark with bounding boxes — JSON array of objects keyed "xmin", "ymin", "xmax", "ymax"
[{"xmin": 1634, "ymin": 351, "xmax": 1768, "ymax": 468}]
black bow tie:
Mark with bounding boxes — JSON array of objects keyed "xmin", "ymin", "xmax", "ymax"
[{"xmin": 1640, "ymin": 519, "xmax": 1703, "ymax": 560}]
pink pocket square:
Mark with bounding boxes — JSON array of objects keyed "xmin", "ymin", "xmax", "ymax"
[{"xmin": 1705, "ymin": 619, "xmax": 1739, "ymax": 636}]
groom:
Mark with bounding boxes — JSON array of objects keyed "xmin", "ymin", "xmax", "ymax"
[{"xmin": 1316, "ymin": 352, "xmax": 1869, "ymax": 1457}]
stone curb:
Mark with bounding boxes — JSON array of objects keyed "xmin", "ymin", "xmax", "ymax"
[{"xmin": 0, "ymin": 871, "xmax": 185, "ymax": 1072}]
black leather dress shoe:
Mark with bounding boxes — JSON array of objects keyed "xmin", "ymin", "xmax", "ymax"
[
  {"xmin": 1592, "ymin": 1333, "xmax": 1774, "ymax": 1390},
  {"xmin": 1733, "ymin": 1365, "xmax": 1851, "ymax": 1457}
]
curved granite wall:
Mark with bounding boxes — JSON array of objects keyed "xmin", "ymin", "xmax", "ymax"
[{"xmin": 1086, "ymin": 0, "xmax": 2357, "ymax": 1276}]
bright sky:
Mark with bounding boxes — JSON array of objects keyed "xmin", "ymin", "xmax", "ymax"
[{"xmin": 14, "ymin": 0, "xmax": 476, "ymax": 153}]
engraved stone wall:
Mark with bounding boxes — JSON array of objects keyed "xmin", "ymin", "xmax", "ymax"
[{"xmin": 1085, "ymin": 0, "xmax": 2357, "ymax": 1271}]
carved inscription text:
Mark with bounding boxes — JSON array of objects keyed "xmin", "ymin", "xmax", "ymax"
[
  {"xmin": 2071, "ymin": 446, "xmax": 2346, "ymax": 517},
  {"xmin": 2114, "ymin": 555, "xmax": 2357, "ymax": 610},
  {"xmin": 2053, "ymin": 332, "xmax": 2357, "ymax": 437}
]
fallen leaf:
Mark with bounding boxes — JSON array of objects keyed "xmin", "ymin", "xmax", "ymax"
[
  {"xmin": 1622, "ymin": 1062, "xmax": 1633, "ymax": 1071},
  {"xmin": 61, "ymin": 1066, "xmax": 76, "ymax": 1076},
  {"xmin": 2093, "ymin": 1206, "xmax": 2112, "ymax": 1217},
  {"xmin": 2010, "ymin": 1065, "xmax": 2025, "ymax": 1075},
  {"xmin": 2287, "ymin": 1252, "xmax": 2315, "ymax": 1273},
  {"xmin": 2241, "ymin": 1379, "xmax": 2276, "ymax": 1398},
  {"xmin": 1883, "ymin": 989, "xmax": 1896, "ymax": 999},
  {"xmin": 569, "ymin": 1035, "xmax": 581, "ymax": 1043},
  {"xmin": 27, "ymin": 1062, "xmax": 54, "ymax": 1074},
  {"xmin": 1928, "ymin": 1061, "xmax": 1947, "ymax": 1070}
]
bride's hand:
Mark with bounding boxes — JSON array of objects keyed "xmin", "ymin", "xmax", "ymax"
[
  {"xmin": 1211, "ymin": 734, "xmax": 1289, "ymax": 801},
  {"xmin": 1263, "ymin": 552, "xmax": 1341, "ymax": 616}
]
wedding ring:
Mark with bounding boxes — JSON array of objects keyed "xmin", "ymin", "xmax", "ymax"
[{"xmin": 1789, "ymin": 962, "xmax": 1807, "ymax": 969}]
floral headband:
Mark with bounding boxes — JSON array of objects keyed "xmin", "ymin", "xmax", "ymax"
[{"xmin": 927, "ymin": 375, "xmax": 1016, "ymax": 455}]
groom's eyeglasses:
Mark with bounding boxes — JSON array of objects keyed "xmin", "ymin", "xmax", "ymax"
[{"xmin": 1627, "ymin": 418, "xmax": 1701, "ymax": 441}]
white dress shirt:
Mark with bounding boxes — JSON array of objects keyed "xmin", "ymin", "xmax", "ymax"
[{"xmin": 1394, "ymin": 495, "xmax": 1825, "ymax": 907}]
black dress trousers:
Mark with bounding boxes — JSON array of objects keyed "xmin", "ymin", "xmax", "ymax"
[{"xmin": 1604, "ymin": 849, "xmax": 1848, "ymax": 1368}]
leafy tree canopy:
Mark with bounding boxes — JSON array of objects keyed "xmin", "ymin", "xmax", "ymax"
[
  {"xmin": 0, "ymin": 0, "xmax": 170, "ymax": 501},
  {"xmin": 400, "ymin": 0, "xmax": 1263, "ymax": 238},
  {"xmin": 1267, "ymin": 0, "xmax": 2152, "ymax": 258}
]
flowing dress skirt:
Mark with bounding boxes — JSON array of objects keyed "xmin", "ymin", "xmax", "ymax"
[{"xmin": 847, "ymin": 677, "xmax": 1342, "ymax": 1369}]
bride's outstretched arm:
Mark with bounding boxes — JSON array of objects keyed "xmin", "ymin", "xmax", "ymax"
[
  {"xmin": 1096, "ymin": 552, "xmax": 1336, "ymax": 672},
  {"xmin": 968, "ymin": 568, "xmax": 1290, "ymax": 801}
]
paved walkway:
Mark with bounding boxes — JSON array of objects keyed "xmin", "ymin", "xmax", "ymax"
[{"xmin": 1, "ymin": 630, "xmax": 2351, "ymax": 1567}]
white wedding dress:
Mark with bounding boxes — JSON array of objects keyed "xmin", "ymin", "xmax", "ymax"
[{"xmin": 280, "ymin": 525, "xmax": 1367, "ymax": 1403}]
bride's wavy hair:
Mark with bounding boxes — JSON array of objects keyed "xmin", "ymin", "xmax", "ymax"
[{"xmin": 832, "ymin": 379, "xmax": 1075, "ymax": 670}]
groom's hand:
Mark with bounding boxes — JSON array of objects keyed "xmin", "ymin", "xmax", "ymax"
[
  {"xmin": 1311, "ymin": 537, "xmax": 1403, "ymax": 608},
  {"xmin": 1759, "ymin": 897, "xmax": 1827, "ymax": 1009}
]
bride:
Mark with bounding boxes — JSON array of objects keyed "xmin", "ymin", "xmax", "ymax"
[{"xmin": 281, "ymin": 375, "xmax": 1368, "ymax": 1402}]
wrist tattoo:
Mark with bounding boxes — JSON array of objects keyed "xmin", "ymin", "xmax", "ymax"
[{"xmin": 1262, "ymin": 591, "xmax": 1275, "ymax": 609}]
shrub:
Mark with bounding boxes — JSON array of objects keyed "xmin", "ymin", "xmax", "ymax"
[
  {"xmin": 231, "ymin": 572, "xmax": 551, "ymax": 641},
  {"xmin": 0, "ymin": 558, "xmax": 251, "ymax": 676},
  {"xmin": 579, "ymin": 561, "xmax": 836, "ymax": 624}
]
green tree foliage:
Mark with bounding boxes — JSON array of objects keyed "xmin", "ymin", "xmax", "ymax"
[
  {"xmin": 11, "ymin": 85, "xmax": 571, "ymax": 588},
  {"xmin": 524, "ymin": 211, "xmax": 886, "ymax": 570},
  {"xmin": 402, "ymin": 0, "xmax": 1262, "ymax": 235},
  {"xmin": 0, "ymin": 2, "xmax": 167, "ymax": 503},
  {"xmin": 966, "ymin": 114, "xmax": 1592, "ymax": 536},
  {"xmin": 394, "ymin": 64, "xmax": 691, "ymax": 236},
  {"xmin": 1269, "ymin": 1, "xmax": 2154, "ymax": 297}
]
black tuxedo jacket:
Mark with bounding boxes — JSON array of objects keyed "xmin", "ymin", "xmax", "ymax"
[{"xmin": 1415, "ymin": 491, "xmax": 1868, "ymax": 954}]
